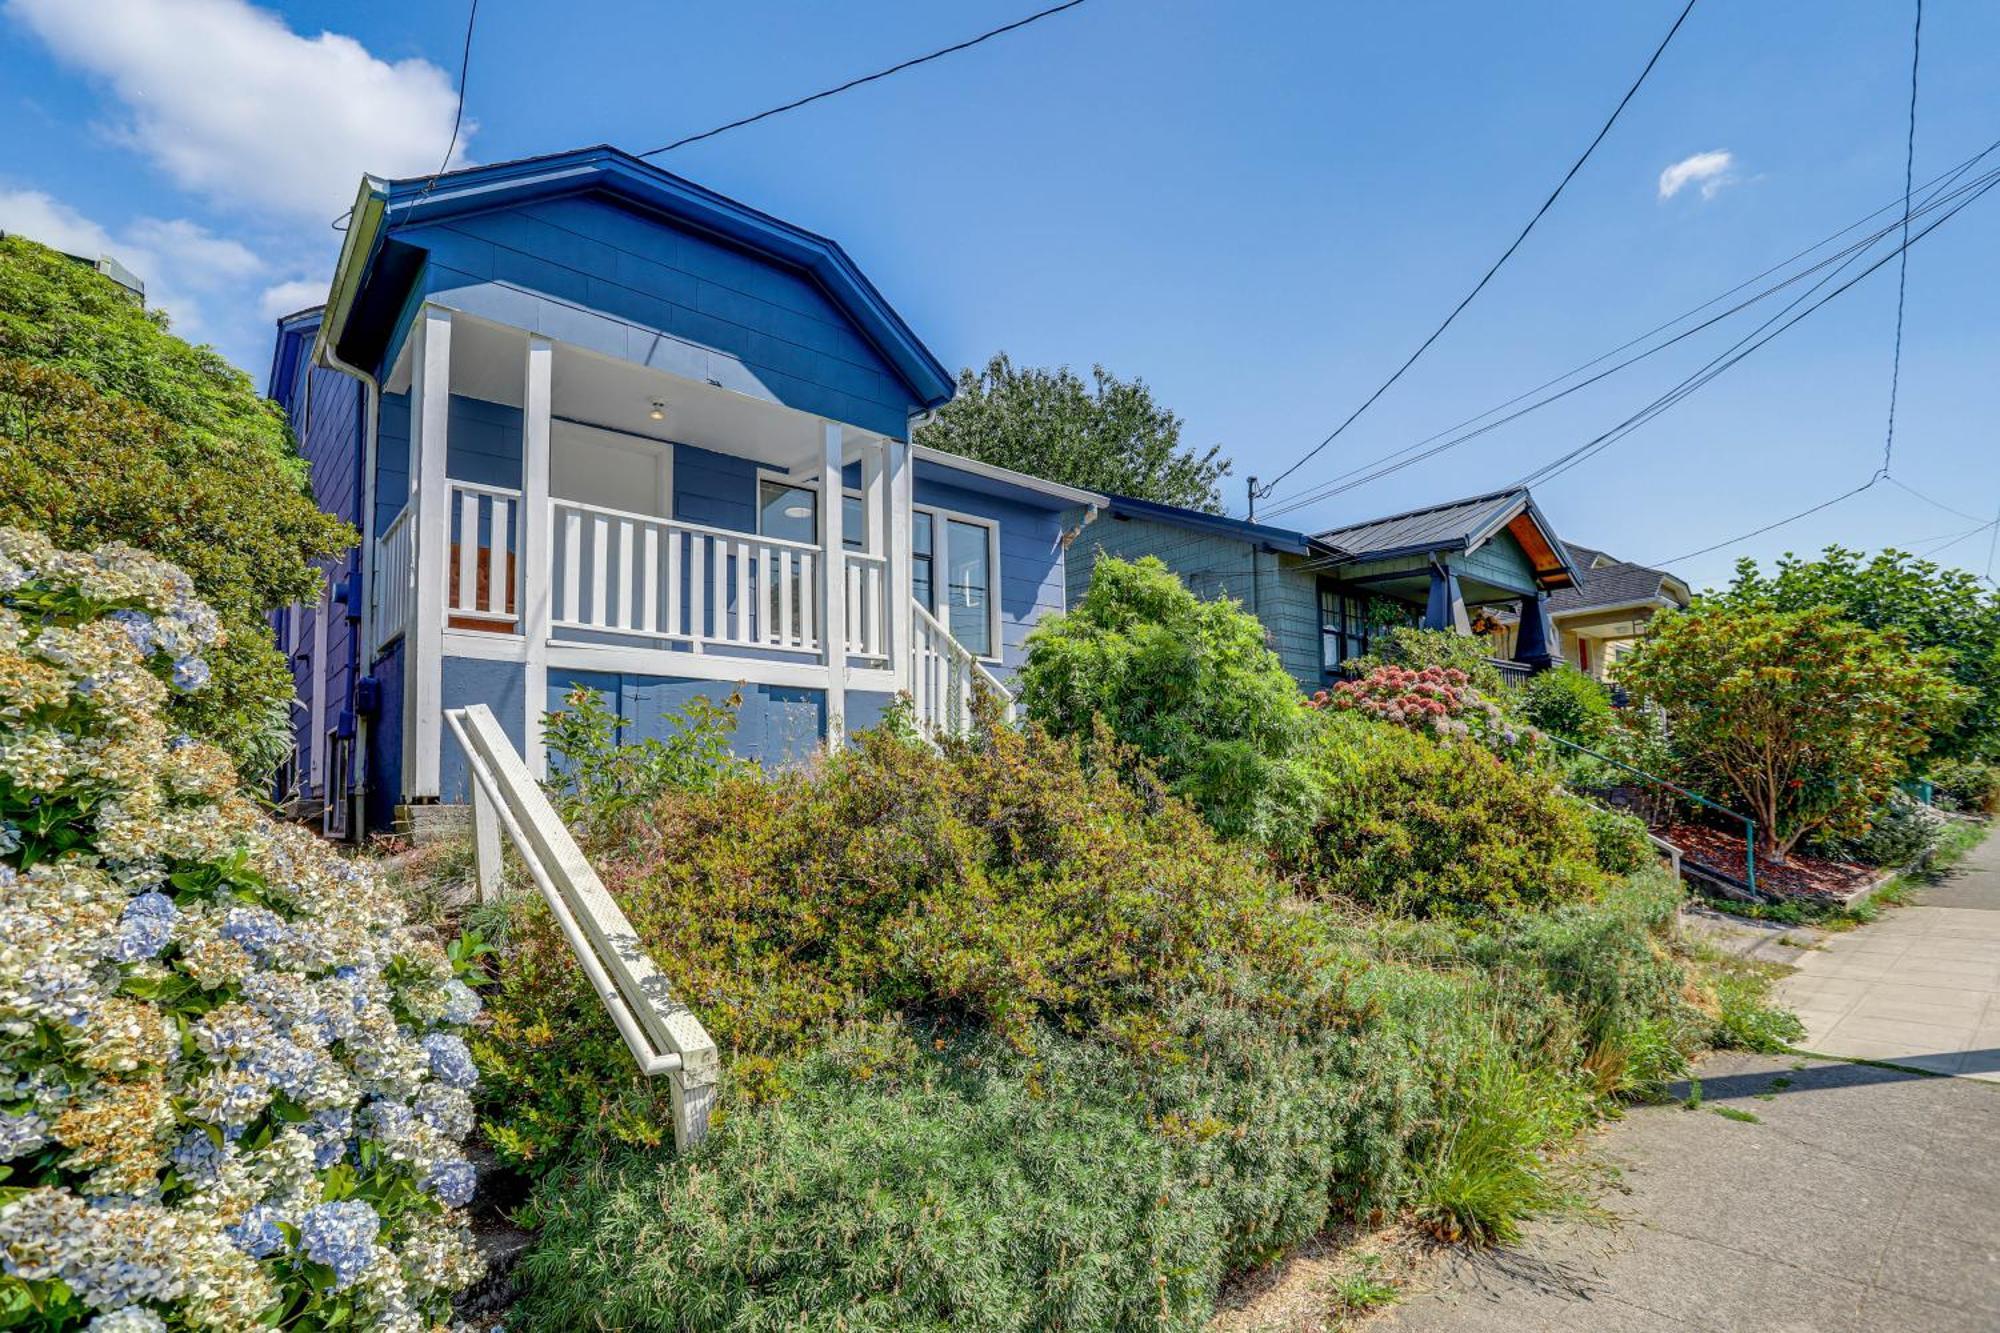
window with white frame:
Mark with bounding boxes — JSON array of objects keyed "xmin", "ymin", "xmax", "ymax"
[{"xmin": 913, "ymin": 507, "xmax": 997, "ymax": 659}]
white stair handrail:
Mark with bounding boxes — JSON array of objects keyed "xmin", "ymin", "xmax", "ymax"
[
  {"xmin": 443, "ymin": 703, "xmax": 718, "ymax": 1149},
  {"xmin": 908, "ymin": 599, "xmax": 1014, "ymax": 736}
]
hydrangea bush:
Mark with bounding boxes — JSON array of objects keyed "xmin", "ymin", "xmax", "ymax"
[
  {"xmin": 1311, "ymin": 664, "xmax": 1537, "ymax": 763},
  {"xmin": 0, "ymin": 529, "xmax": 483, "ymax": 1331}
]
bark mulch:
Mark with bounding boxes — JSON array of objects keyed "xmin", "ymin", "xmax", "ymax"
[{"xmin": 1660, "ymin": 821, "xmax": 1879, "ymax": 905}]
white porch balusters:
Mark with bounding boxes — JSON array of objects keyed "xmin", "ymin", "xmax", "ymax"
[
  {"xmin": 886, "ymin": 438, "xmax": 913, "ymax": 682},
  {"xmin": 521, "ymin": 335, "xmax": 554, "ymax": 777},
  {"xmin": 407, "ymin": 306, "xmax": 452, "ymax": 800},
  {"xmin": 820, "ymin": 420, "xmax": 848, "ymax": 744}
]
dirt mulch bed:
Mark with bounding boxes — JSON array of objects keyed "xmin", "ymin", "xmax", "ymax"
[{"xmin": 1660, "ymin": 822, "xmax": 1880, "ymax": 905}]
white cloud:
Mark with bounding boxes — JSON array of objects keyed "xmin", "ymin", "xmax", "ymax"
[
  {"xmin": 5, "ymin": 0, "xmax": 471, "ymax": 222},
  {"xmin": 258, "ymin": 277, "xmax": 327, "ymax": 321},
  {"xmin": 1658, "ymin": 150, "xmax": 1737, "ymax": 202},
  {"xmin": 0, "ymin": 187, "xmax": 266, "ymax": 340}
]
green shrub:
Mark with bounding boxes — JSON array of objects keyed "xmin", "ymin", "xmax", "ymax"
[
  {"xmin": 1350, "ymin": 627, "xmax": 1505, "ymax": 695},
  {"xmin": 1289, "ymin": 711, "xmax": 1608, "ymax": 917},
  {"xmin": 1520, "ymin": 665, "xmax": 1613, "ymax": 745},
  {"xmin": 541, "ymin": 681, "xmax": 749, "ymax": 839},
  {"xmin": 1927, "ymin": 755, "xmax": 2000, "ymax": 814},
  {"xmin": 1577, "ymin": 799, "xmax": 1654, "ymax": 874},
  {"xmin": 1015, "ymin": 555, "xmax": 1316, "ymax": 843},
  {"xmin": 1807, "ymin": 789, "xmax": 1947, "ymax": 868},
  {"xmin": 0, "ymin": 238, "xmax": 355, "ymax": 782},
  {"xmin": 475, "ymin": 718, "xmax": 1316, "ymax": 1164}
]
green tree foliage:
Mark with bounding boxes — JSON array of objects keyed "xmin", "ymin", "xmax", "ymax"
[
  {"xmin": 1716, "ymin": 544, "xmax": 2000, "ymax": 759},
  {"xmin": 914, "ymin": 352, "xmax": 1230, "ymax": 511},
  {"xmin": 1519, "ymin": 664, "xmax": 1614, "ymax": 746},
  {"xmin": 1013, "ymin": 555, "xmax": 1314, "ymax": 841},
  {"xmin": 1350, "ymin": 625, "xmax": 1506, "ymax": 694},
  {"xmin": 0, "ymin": 236, "xmax": 353, "ymax": 780},
  {"xmin": 1615, "ymin": 604, "xmax": 1966, "ymax": 859}
]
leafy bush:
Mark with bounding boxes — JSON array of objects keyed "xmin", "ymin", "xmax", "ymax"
[
  {"xmin": 1311, "ymin": 663, "xmax": 1536, "ymax": 763},
  {"xmin": 0, "ymin": 530, "xmax": 482, "ymax": 1330},
  {"xmin": 1616, "ymin": 604, "xmax": 1966, "ymax": 858},
  {"xmin": 1807, "ymin": 790, "xmax": 1947, "ymax": 868},
  {"xmin": 1350, "ymin": 627, "xmax": 1506, "ymax": 695},
  {"xmin": 541, "ymin": 681, "xmax": 748, "ymax": 840},
  {"xmin": 1577, "ymin": 799, "xmax": 1654, "ymax": 874},
  {"xmin": 1015, "ymin": 555, "xmax": 1315, "ymax": 842},
  {"xmin": 0, "ymin": 238, "xmax": 355, "ymax": 782},
  {"xmin": 1520, "ymin": 665, "xmax": 1613, "ymax": 746},
  {"xmin": 1927, "ymin": 755, "xmax": 2000, "ymax": 815},
  {"xmin": 476, "ymin": 717, "xmax": 1316, "ymax": 1163},
  {"xmin": 1288, "ymin": 711, "xmax": 1607, "ymax": 917}
]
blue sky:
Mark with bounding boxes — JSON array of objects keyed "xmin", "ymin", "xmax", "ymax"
[{"xmin": 4, "ymin": 0, "xmax": 1996, "ymax": 590}]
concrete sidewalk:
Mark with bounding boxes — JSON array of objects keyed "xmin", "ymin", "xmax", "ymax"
[
  {"xmin": 1777, "ymin": 825, "xmax": 2000, "ymax": 1081},
  {"xmin": 1383, "ymin": 1052, "xmax": 2000, "ymax": 1332}
]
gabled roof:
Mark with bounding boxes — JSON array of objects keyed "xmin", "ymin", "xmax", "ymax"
[
  {"xmin": 317, "ymin": 145, "xmax": 955, "ymax": 408},
  {"xmin": 1100, "ymin": 493, "xmax": 1320, "ymax": 557},
  {"xmin": 1547, "ymin": 548, "xmax": 1690, "ymax": 616},
  {"xmin": 1312, "ymin": 487, "xmax": 1578, "ymax": 588}
]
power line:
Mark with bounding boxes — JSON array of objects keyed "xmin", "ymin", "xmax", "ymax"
[
  {"xmin": 414, "ymin": 0, "xmax": 481, "ymax": 206},
  {"xmin": 1259, "ymin": 152, "xmax": 2000, "ymax": 521},
  {"xmin": 1656, "ymin": 479, "xmax": 1882, "ymax": 566},
  {"xmin": 1875, "ymin": 0, "xmax": 1923, "ymax": 479},
  {"xmin": 1251, "ymin": 0, "xmax": 1700, "ymax": 502},
  {"xmin": 1885, "ymin": 474, "xmax": 1987, "ymax": 524},
  {"xmin": 636, "ymin": 0, "xmax": 1091, "ymax": 157}
]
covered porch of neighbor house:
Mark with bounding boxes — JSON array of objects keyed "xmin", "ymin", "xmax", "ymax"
[{"xmin": 370, "ymin": 305, "xmax": 993, "ymax": 798}]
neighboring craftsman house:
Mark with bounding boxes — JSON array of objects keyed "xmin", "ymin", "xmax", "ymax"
[
  {"xmin": 1542, "ymin": 543, "xmax": 1690, "ymax": 679},
  {"xmin": 266, "ymin": 145, "xmax": 1102, "ymax": 839},
  {"xmin": 1065, "ymin": 487, "xmax": 1578, "ymax": 693}
]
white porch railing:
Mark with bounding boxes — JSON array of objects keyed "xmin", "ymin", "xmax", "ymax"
[
  {"xmin": 448, "ymin": 481, "xmax": 521, "ymax": 629},
  {"xmin": 845, "ymin": 551, "xmax": 888, "ymax": 659},
  {"xmin": 373, "ymin": 508, "xmax": 416, "ymax": 649},
  {"xmin": 910, "ymin": 599, "xmax": 1014, "ymax": 737},
  {"xmin": 445, "ymin": 702, "xmax": 718, "ymax": 1149}
]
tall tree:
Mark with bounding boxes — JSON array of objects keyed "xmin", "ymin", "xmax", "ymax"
[
  {"xmin": 0, "ymin": 236, "xmax": 354, "ymax": 781},
  {"xmin": 915, "ymin": 353, "xmax": 1230, "ymax": 512},
  {"xmin": 1713, "ymin": 545, "xmax": 2000, "ymax": 759}
]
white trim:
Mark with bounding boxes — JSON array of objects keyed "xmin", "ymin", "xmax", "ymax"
[
  {"xmin": 820, "ymin": 421, "xmax": 847, "ymax": 743},
  {"xmin": 408, "ymin": 306, "xmax": 452, "ymax": 799},
  {"xmin": 886, "ymin": 439, "xmax": 912, "ymax": 682},
  {"xmin": 521, "ymin": 335, "xmax": 554, "ymax": 777},
  {"xmin": 911, "ymin": 443, "xmax": 1106, "ymax": 508},
  {"xmin": 1550, "ymin": 596, "xmax": 1677, "ymax": 624},
  {"xmin": 915, "ymin": 501, "xmax": 1002, "ymax": 665}
]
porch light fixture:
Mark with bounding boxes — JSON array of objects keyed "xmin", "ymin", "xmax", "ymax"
[
  {"xmin": 647, "ymin": 398, "xmax": 667, "ymax": 421},
  {"xmin": 783, "ymin": 505, "xmax": 813, "ymax": 519}
]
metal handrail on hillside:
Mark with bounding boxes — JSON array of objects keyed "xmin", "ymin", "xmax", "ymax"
[
  {"xmin": 443, "ymin": 703, "xmax": 719, "ymax": 1149},
  {"xmin": 1542, "ymin": 730, "xmax": 1759, "ymax": 898}
]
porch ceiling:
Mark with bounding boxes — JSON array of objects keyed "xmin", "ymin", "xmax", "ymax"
[{"xmin": 387, "ymin": 311, "xmax": 877, "ymax": 469}]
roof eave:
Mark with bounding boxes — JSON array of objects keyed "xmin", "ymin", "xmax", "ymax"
[
  {"xmin": 312, "ymin": 175, "xmax": 391, "ymax": 374},
  {"xmin": 914, "ymin": 445, "xmax": 1107, "ymax": 509}
]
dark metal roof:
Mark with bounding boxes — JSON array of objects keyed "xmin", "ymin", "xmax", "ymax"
[
  {"xmin": 1312, "ymin": 488, "xmax": 1531, "ymax": 559},
  {"xmin": 1101, "ymin": 494, "xmax": 1319, "ymax": 557}
]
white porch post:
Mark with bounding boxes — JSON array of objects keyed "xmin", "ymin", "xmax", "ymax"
[
  {"xmin": 521, "ymin": 335, "xmax": 554, "ymax": 776},
  {"xmin": 820, "ymin": 420, "xmax": 847, "ymax": 745},
  {"xmin": 885, "ymin": 437, "xmax": 912, "ymax": 688},
  {"xmin": 408, "ymin": 306, "xmax": 452, "ymax": 799}
]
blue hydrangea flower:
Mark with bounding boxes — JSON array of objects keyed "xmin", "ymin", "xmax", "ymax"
[
  {"xmin": 107, "ymin": 892, "xmax": 175, "ymax": 963},
  {"xmin": 0, "ymin": 821, "xmax": 19, "ymax": 857},
  {"xmin": 219, "ymin": 906, "xmax": 285, "ymax": 955},
  {"xmin": 420, "ymin": 1033, "xmax": 478, "ymax": 1090},
  {"xmin": 304, "ymin": 1107, "xmax": 353, "ymax": 1168},
  {"xmin": 169, "ymin": 1129, "xmax": 227, "ymax": 1184},
  {"xmin": 85, "ymin": 1308, "xmax": 167, "ymax": 1333},
  {"xmin": 423, "ymin": 1159, "xmax": 478, "ymax": 1208},
  {"xmin": 226, "ymin": 1204, "xmax": 286, "ymax": 1259},
  {"xmin": 299, "ymin": 1200, "xmax": 379, "ymax": 1289},
  {"xmin": 0, "ymin": 1109, "xmax": 49, "ymax": 1161},
  {"xmin": 25, "ymin": 963, "xmax": 96, "ymax": 1027},
  {"xmin": 170, "ymin": 655, "xmax": 210, "ymax": 691},
  {"xmin": 106, "ymin": 609, "xmax": 159, "ymax": 656},
  {"xmin": 439, "ymin": 979, "xmax": 482, "ymax": 1027}
]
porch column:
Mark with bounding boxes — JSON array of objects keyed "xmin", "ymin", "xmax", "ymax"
[
  {"xmin": 1514, "ymin": 591, "xmax": 1559, "ymax": 673},
  {"xmin": 408, "ymin": 306, "xmax": 452, "ymax": 799},
  {"xmin": 1423, "ymin": 560, "xmax": 1469, "ymax": 635},
  {"xmin": 521, "ymin": 335, "xmax": 554, "ymax": 776},
  {"xmin": 820, "ymin": 420, "xmax": 848, "ymax": 745},
  {"xmin": 885, "ymin": 437, "xmax": 913, "ymax": 686}
]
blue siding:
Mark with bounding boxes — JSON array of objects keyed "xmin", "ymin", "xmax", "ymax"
[
  {"xmin": 546, "ymin": 671, "xmax": 825, "ymax": 769},
  {"xmin": 913, "ymin": 468, "xmax": 1068, "ymax": 680},
  {"xmin": 376, "ymin": 392, "xmax": 525, "ymax": 532},
  {"xmin": 365, "ymin": 640, "xmax": 406, "ymax": 834},
  {"xmin": 439, "ymin": 656, "xmax": 528, "ymax": 803},
  {"xmin": 672, "ymin": 443, "xmax": 758, "ymax": 531},
  {"xmin": 391, "ymin": 193, "xmax": 923, "ymax": 437}
]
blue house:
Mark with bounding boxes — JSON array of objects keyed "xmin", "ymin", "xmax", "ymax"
[
  {"xmin": 1066, "ymin": 488, "xmax": 1578, "ymax": 693},
  {"xmin": 268, "ymin": 146, "xmax": 1102, "ymax": 838}
]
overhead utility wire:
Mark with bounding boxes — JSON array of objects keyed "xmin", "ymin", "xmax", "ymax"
[
  {"xmin": 1258, "ymin": 155, "xmax": 1999, "ymax": 521},
  {"xmin": 1256, "ymin": 138, "xmax": 2000, "ymax": 517},
  {"xmin": 1647, "ymin": 0, "xmax": 1930, "ymax": 568},
  {"xmin": 335, "ymin": 0, "xmax": 479, "ymax": 230},
  {"xmin": 1876, "ymin": 0, "xmax": 1923, "ymax": 479},
  {"xmin": 1250, "ymin": 0, "xmax": 1700, "ymax": 502},
  {"xmin": 636, "ymin": 0, "xmax": 1090, "ymax": 156},
  {"xmin": 1535, "ymin": 167, "xmax": 1993, "ymax": 505}
]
